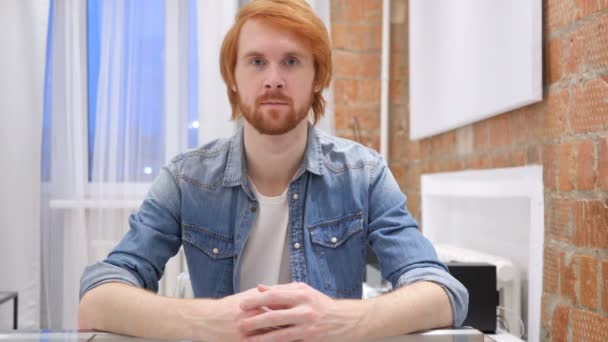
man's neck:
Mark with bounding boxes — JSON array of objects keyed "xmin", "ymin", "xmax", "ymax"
[{"xmin": 243, "ymin": 119, "xmax": 309, "ymax": 197}]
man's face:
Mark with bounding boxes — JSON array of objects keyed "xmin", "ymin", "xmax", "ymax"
[{"xmin": 233, "ymin": 19, "xmax": 319, "ymax": 135}]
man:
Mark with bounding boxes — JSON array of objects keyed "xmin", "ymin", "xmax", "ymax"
[{"xmin": 79, "ymin": 1, "xmax": 468, "ymax": 341}]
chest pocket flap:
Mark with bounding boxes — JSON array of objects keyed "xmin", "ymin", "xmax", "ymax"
[
  {"xmin": 182, "ymin": 224, "xmax": 234, "ymax": 259},
  {"xmin": 309, "ymin": 212, "xmax": 363, "ymax": 248}
]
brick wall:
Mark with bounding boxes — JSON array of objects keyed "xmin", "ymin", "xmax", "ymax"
[{"xmin": 330, "ymin": 0, "xmax": 608, "ymax": 341}]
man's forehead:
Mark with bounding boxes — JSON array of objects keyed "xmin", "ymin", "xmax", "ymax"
[{"xmin": 237, "ymin": 19, "xmax": 313, "ymax": 57}]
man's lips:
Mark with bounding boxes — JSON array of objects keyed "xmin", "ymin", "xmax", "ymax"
[{"xmin": 260, "ymin": 101, "xmax": 288, "ymax": 105}]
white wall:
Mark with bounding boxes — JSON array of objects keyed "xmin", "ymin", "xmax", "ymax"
[{"xmin": 0, "ymin": 0, "xmax": 49, "ymax": 329}]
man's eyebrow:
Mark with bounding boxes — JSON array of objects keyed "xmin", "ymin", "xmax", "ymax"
[{"xmin": 240, "ymin": 50, "xmax": 309, "ymax": 60}]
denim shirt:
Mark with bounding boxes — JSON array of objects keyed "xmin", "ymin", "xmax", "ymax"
[{"xmin": 80, "ymin": 124, "xmax": 468, "ymax": 326}]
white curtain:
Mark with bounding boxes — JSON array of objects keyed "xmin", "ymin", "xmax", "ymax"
[
  {"xmin": 40, "ymin": 0, "xmax": 198, "ymax": 328},
  {"xmin": 0, "ymin": 0, "xmax": 49, "ymax": 330},
  {"xmin": 197, "ymin": 0, "xmax": 239, "ymax": 145},
  {"xmin": 40, "ymin": 0, "xmax": 89, "ymax": 329}
]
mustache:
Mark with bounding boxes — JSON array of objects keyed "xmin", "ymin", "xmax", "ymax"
[{"xmin": 255, "ymin": 92, "xmax": 292, "ymax": 106}]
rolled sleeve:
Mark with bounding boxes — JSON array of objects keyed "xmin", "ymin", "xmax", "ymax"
[
  {"xmin": 79, "ymin": 261, "xmax": 142, "ymax": 300},
  {"xmin": 396, "ymin": 267, "xmax": 469, "ymax": 327}
]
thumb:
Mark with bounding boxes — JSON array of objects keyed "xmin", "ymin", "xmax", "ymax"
[{"xmin": 257, "ymin": 284, "xmax": 271, "ymax": 292}]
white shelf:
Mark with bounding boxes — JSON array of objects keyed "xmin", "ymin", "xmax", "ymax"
[{"xmin": 49, "ymin": 199, "xmax": 142, "ymax": 209}]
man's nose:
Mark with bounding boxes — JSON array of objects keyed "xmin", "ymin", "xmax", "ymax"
[{"xmin": 263, "ymin": 66, "xmax": 284, "ymax": 90}]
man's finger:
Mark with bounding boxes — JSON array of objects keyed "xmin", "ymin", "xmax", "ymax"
[
  {"xmin": 243, "ymin": 321, "xmax": 304, "ymax": 342},
  {"xmin": 239, "ymin": 307, "xmax": 307, "ymax": 333},
  {"xmin": 240, "ymin": 290, "xmax": 298, "ymax": 311}
]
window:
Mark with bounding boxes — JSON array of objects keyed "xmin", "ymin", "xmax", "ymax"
[{"xmin": 42, "ymin": 0, "xmax": 199, "ymax": 183}]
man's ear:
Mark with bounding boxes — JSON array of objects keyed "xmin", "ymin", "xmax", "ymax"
[
  {"xmin": 231, "ymin": 84, "xmax": 237, "ymax": 92},
  {"xmin": 313, "ymin": 83, "xmax": 322, "ymax": 93}
]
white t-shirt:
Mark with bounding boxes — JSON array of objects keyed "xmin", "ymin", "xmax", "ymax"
[{"xmin": 239, "ymin": 181, "xmax": 292, "ymax": 291}]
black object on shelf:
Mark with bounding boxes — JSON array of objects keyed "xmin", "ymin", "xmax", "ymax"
[
  {"xmin": 446, "ymin": 262, "xmax": 498, "ymax": 334},
  {"xmin": 0, "ymin": 291, "xmax": 18, "ymax": 330}
]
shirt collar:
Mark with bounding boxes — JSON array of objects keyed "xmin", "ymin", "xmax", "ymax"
[{"xmin": 222, "ymin": 120, "xmax": 323, "ymax": 187}]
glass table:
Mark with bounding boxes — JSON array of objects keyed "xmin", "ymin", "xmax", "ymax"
[{"xmin": 0, "ymin": 328, "xmax": 496, "ymax": 341}]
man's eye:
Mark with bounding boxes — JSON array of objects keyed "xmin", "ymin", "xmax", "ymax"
[
  {"xmin": 285, "ymin": 57, "xmax": 300, "ymax": 67},
  {"xmin": 250, "ymin": 58, "xmax": 265, "ymax": 66}
]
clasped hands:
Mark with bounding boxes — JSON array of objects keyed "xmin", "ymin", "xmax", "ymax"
[{"xmin": 232, "ymin": 282, "xmax": 364, "ymax": 342}]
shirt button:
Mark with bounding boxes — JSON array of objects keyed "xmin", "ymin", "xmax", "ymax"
[
  {"xmin": 292, "ymin": 193, "xmax": 299, "ymax": 200},
  {"xmin": 212, "ymin": 248, "xmax": 219, "ymax": 255},
  {"xmin": 294, "ymin": 242, "xmax": 301, "ymax": 250},
  {"xmin": 251, "ymin": 207, "xmax": 257, "ymax": 212},
  {"xmin": 330, "ymin": 237, "xmax": 338, "ymax": 244}
]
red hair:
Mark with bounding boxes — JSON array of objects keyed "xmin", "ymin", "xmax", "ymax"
[{"xmin": 219, "ymin": 0, "xmax": 332, "ymax": 125}]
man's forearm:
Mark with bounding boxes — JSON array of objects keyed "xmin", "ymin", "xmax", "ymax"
[
  {"xmin": 353, "ymin": 281, "xmax": 454, "ymax": 340},
  {"xmin": 78, "ymin": 282, "xmax": 210, "ymax": 340}
]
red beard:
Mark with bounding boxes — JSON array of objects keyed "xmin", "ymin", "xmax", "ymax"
[{"xmin": 239, "ymin": 90, "xmax": 311, "ymax": 135}]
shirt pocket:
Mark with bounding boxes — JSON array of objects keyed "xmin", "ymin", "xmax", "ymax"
[
  {"xmin": 182, "ymin": 224, "xmax": 235, "ymax": 297},
  {"xmin": 308, "ymin": 212, "xmax": 365, "ymax": 295}
]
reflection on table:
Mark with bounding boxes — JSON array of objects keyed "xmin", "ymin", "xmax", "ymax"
[{"xmin": 0, "ymin": 328, "xmax": 494, "ymax": 342}]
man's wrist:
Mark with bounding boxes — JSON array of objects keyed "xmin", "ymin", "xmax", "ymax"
[
  {"xmin": 336, "ymin": 299, "xmax": 375, "ymax": 341},
  {"xmin": 178, "ymin": 298, "xmax": 216, "ymax": 341}
]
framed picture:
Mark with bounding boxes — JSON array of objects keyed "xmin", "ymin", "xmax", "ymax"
[{"xmin": 409, "ymin": 0, "xmax": 542, "ymax": 139}]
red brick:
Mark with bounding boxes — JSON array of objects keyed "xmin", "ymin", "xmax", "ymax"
[
  {"xmin": 332, "ymin": 23, "xmax": 382, "ymax": 52},
  {"xmin": 572, "ymin": 308, "xmax": 608, "ymax": 342},
  {"xmin": 349, "ymin": 24, "xmax": 382, "ymax": 51},
  {"xmin": 511, "ymin": 148, "xmax": 527, "ymax": 167},
  {"xmin": 576, "ymin": 140, "xmax": 596, "ymax": 190},
  {"xmin": 579, "ymin": 255, "xmax": 599, "ymax": 309},
  {"xmin": 541, "ymin": 293, "xmax": 551, "ymax": 330},
  {"xmin": 527, "ymin": 145, "xmax": 541, "ymax": 164},
  {"xmin": 473, "ymin": 120, "xmax": 490, "ymax": 151},
  {"xmin": 580, "ymin": 12, "xmax": 608, "ymax": 71},
  {"xmin": 390, "ymin": 52, "xmax": 408, "ymax": 80},
  {"xmin": 331, "ymin": 23, "xmax": 349, "ymax": 49},
  {"xmin": 540, "ymin": 88, "xmax": 569, "ymax": 140},
  {"xmin": 488, "ymin": 114, "xmax": 511, "ymax": 148},
  {"xmin": 402, "ymin": 140, "xmax": 419, "ymax": 161},
  {"xmin": 571, "ymin": 77, "xmax": 608, "ymax": 134},
  {"xmin": 565, "ymin": 31, "xmax": 584, "ymax": 75},
  {"xmin": 509, "ymin": 105, "xmax": 540, "ymax": 146},
  {"xmin": 419, "ymin": 139, "xmax": 431, "ymax": 160},
  {"xmin": 602, "ymin": 260, "xmax": 608, "ymax": 313},
  {"xmin": 543, "ymin": 144, "xmax": 559, "ymax": 190},
  {"xmin": 599, "ymin": 138, "xmax": 608, "ymax": 190},
  {"xmin": 574, "ymin": 0, "xmax": 602, "ymax": 18},
  {"xmin": 544, "ymin": 0, "xmax": 577, "ymax": 33},
  {"xmin": 333, "ymin": 79, "xmax": 358, "ymax": 104},
  {"xmin": 551, "ymin": 305, "xmax": 569, "ymax": 342},
  {"xmin": 545, "ymin": 38, "xmax": 563, "ymax": 84},
  {"xmin": 389, "ymin": 79, "xmax": 406, "ymax": 104},
  {"xmin": 573, "ymin": 200, "xmax": 608, "ymax": 248},
  {"xmin": 359, "ymin": 53, "xmax": 381, "ymax": 78},
  {"xmin": 334, "ymin": 104, "xmax": 380, "ymax": 132},
  {"xmin": 550, "ymin": 198, "xmax": 574, "ymax": 242},
  {"xmin": 390, "ymin": 22, "xmax": 408, "ymax": 52},
  {"xmin": 544, "ymin": 245, "xmax": 560, "ymax": 294},
  {"xmin": 358, "ymin": 79, "xmax": 381, "ymax": 104},
  {"xmin": 430, "ymin": 132, "xmax": 456, "ymax": 157},
  {"xmin": 557, "ymin": 142, "xmax": 576, "ymax": 191},
  {"xmin": 560, "ymin": 252, "xmax": 577, "ymax": 301},
  {"xmin": 540, "ymin": 292, "xmax": 553, "ymax": 330},
  {"xmin": 492, "ymin": 153, "xmax": 511, "ymax": 169},
  {"xmin": 389, "ymin": 132, "xmax": 407, "ymax": 161},
  {"xmin": 331, "ymin": 0, "xmax": 383, "ymax": 24},
  {"xmin": 333, "ymin": 51, "xmax": 359, "ymax": 78},
  {"xmin": 389, "ymin": 104, "xmax": 407, "ymax": 136}
]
